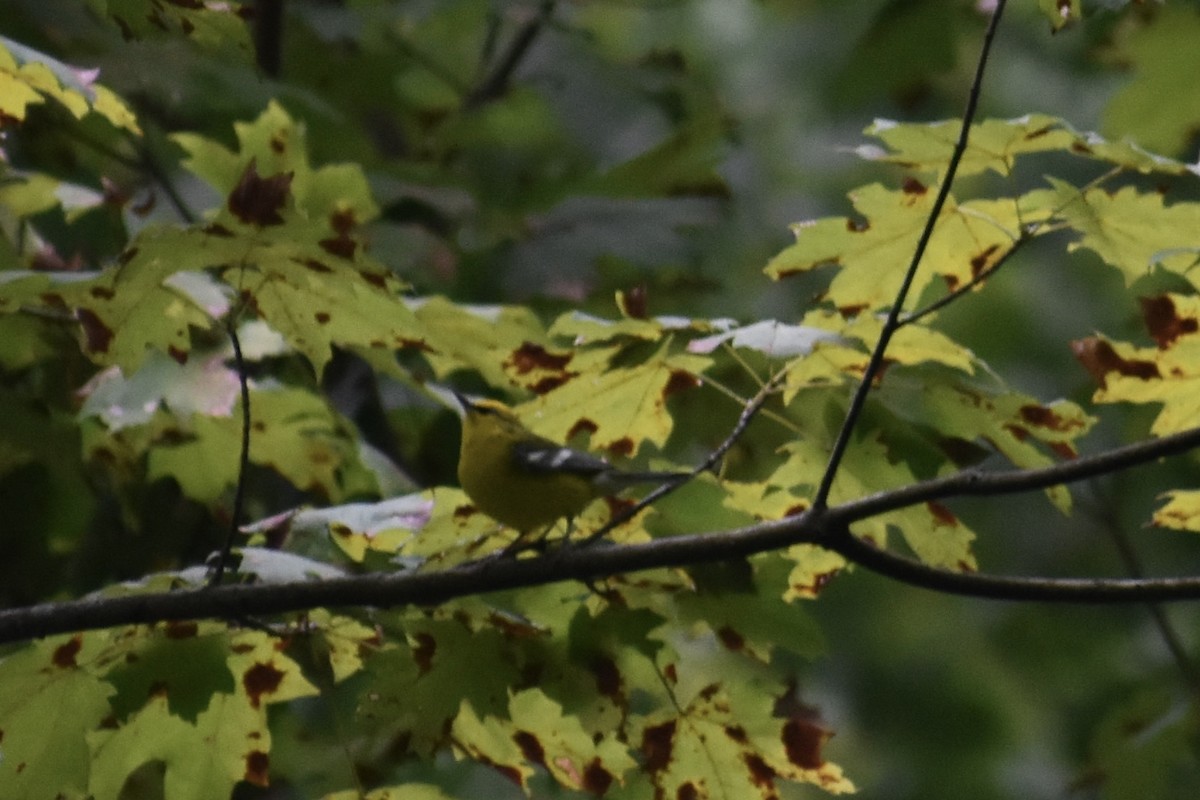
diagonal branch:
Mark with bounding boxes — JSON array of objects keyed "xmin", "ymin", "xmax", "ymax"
[
  {"xmin": 813, "ymin": 0, "xmax": 1008, "ymax": 510},
  {"xmin": 577, "ymin": 373, "xmax": 780, "ymax": 546},
  {"xmin": 465, "ymin": 1, "xmax": 555, "ymax": 110}
]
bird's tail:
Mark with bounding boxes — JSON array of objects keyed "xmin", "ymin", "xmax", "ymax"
[{"xmin": 595, "ymin": 469, "xmax": 691, "ymax": 490}]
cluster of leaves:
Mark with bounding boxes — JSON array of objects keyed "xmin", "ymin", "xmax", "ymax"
[{"xmin": 2, "ymin": 1, "xmax": 1200, "ymax": 799}]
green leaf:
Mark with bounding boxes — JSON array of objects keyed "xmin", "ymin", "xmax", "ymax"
[
  {"xmin": 1075, "ymin": 294, "xmax": 1200, "ymax": 437},
  {"xmin": 86, "ymin": 0, "xmax": 253, "ymax": 54},
  {"xmin": 765, "ymin": 183, "xmax": 1020, "ymax": 312},
  {"xmin": 0, "ymin": 635, "xmax": 115, "ymax": 799},
  {"xmin": 1103, "ymin": 5, "xmax": 1200, "ymax": 157},
  {"xmin": 0, "ymin": 36, "xmax": 140, "ymax": 132},
  {"xmin": 1037, "ymin": 181, "xmax": 1200, "ymax": 283},
  {"xmin": 517, "ymin": 345, "xmax": 711, "ymax": 457},
  {"xmin": 173, "ymin": 101, "xmax": 380, "ymax": 230}
]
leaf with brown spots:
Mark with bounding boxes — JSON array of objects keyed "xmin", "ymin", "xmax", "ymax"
[
  {"xmin": 453, "ymin": 689, "xmax": 637, "ymax": 793},
  {"xmin": 227, "ymin": 159, "xmax": 293, "ymax": 226},
  {"xmin": 635, "ymin": 681, "xmax": 853, "ymax": 799},
  {"xmin": 765, "ymin": 184, "xmax": 1020, "ymax": 312},
  {"xmin": 1074, "ymin": 295, "xmax": 1200, "ymax": 435},
  {"xmin": 514, "ymin": 345, "xmax": 710, "ymax": 458}
]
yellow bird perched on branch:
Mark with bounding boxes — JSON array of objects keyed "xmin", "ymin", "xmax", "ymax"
[{"xmin": 453, "ymin": 391, "xmax": 688, "ymax": 533}]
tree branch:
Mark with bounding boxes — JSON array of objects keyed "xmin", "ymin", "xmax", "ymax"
[
  {"xmin": 813, "ymin": 0, "xmax": 1008, "ymax": 509},
  {"xmin": 464, "ymin": 1, "xmax": 555, "ymax": 110},
  {"xmin": 5, "ymin": 421, "xmax": 1200, "ymax": 645}
]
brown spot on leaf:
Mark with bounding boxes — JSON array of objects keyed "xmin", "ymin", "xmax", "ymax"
[
  {"xmin": 743, "ymin": 752, "xmax": 777, "ymax": 789},
  {"xmin": 642, "ymin": 720, "xmax": 676, "ymax": 772},
  {"xmin": 330, "ymin": 208, "xmax": 356, "ymax": 235},
  {"xmin": 605, "ymin": 437, "xmax": 635, "ymax": 459},
  {"xmin": 716, "ymin": 626, "xmax": 745, "ymax": 651},
  {"xmin": 319, "ymin": 235, "xmax": 357, "ymax": 259},
  {"xmin": 1018, "ymin": 403, "xmax": 1084, "ymax": 433},
  {"xmin": 492, "ymin": 764, "xmax": 523, "ymax": 785},
  {"xmin": 677, "ymin": 782, "xmax": 699, "ymax": 800},
  {"xmin": 529, "ymin": 376, "xmax": 570, "ymax": 395},
  {"xmin": 620, "ymin": 284, "xmax": 649, "ymax": 319},
  {"xmin": 602, "ymin": 496, "xmax": 637, "ymax": 520},
  {"xmin": 269, "ymin": 134, "xmax": 286, "ymax": 154},
  {"xmin": 242, "ymin": 661, "xmax": 285, "ymax": 708},
  {"xmin": 567, "ymin": 417, "xmax": 599, "ymax": 440},
  {"xmin": 1024, "ymin": 124, "xmax": 1054, "ymax": 140},
  {"xmin": 76, "ymin": 308, "xmax": 113, "ymax": 354},
  {"xmin": 926, "ymin": 501, "xmax": 957, "ymax": 527},
  {"xmin": 798, "ymin": 568, "xmax": 840, "ymax": 596},
  {"xmin": 53, "ymin": 636, "xmax": 83, "ymax": 668},
  {"xmin": 299, "ymin": 258, "xmax": 333, "ymax": 274},
  {"xmin": 204, "ymin": 222, "xmax": 234, "ymax": 237},
  {"xmin": 507, "ymin": 342, "xmax": 572, "ymax": 375},
  {"xmin": 970, "ymin": 244, "xmax": 1000, "ymax": 278},
  {"xmin": 315, "ymin": 311, "xmax": 331, "ymax": 325},
  {"xmin": 1002, "ymin": 424, "xmax": 1030, "ymax": 443},
  {"xmin": 1071, "ymin": 337, "xmax": 1160, "ymax": 388},
  {"xmin": 726, "ymin": 724, "xmax": 748, "ymax": 744},
  {"xmin": 89, "ymin": 286, "xmax": 115, "ymax": 300},
  {"xmin": 514, "ymin": 730, "xmax": 545, "ymax": 765},
  {"xmin": 167, "ymin": 345, "xmax": 188, "ymax": 365},
  {"xmin": 590, "ymin": 656, "xmax": 621, "ymax": 699},
  {"xmin": 782, "ymin": 716, "xmax": 830, "ymax": 770},
  {"xmin": 1140, "ymin": 295, "xmax": 1197, "ymax": 348},
  {"xmin": 412, "ymin": 632, "xmax": 436, "ymax": 674},
  {"xmin": 228, "ymin": 159, "xmax": 292, "ymax": 226},
  {"xmin": 901, "ymin": 177, "xmax": 927, "ymax": 195},
  {"xmin": 244, "ymin": 750, "xmax": 270, "ymax": 786},
  {"xmin": 846, "ymin": 217, "xmax": 869, "ymax": 232},
  {"xmin": 664, "ymin": 369, "xmax": 701, "ymax": 397},
  {"xmin": 582, "ymin": 758, "xmax": 614, "ymax": 795},
  {"xmin": 1049, "ymin": 441, "xmax": 1077, "ymax": 459},
  {"xmin": 164, "ymin": 621, "xmax": 198, "ymax": 639}
]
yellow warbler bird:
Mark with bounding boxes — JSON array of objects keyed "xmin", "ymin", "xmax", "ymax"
[{"xmin": 453, "ymin": 391, "xmax": 688, "ymax": 533}]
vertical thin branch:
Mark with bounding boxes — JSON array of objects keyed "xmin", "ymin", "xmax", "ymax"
[
  {"xmin": 812, "ymin": 0, "xmax": 1009, "ymax": 511},
  {"xmin": 208, "ymin": 321, "xmax": 252, "ymax": 586},
  {"xmin": 254, "ymin": 0, "xmax": 285, "ymax": 78},
  {"xmin": 1092, "ymin": 490, "xmax": 1200, "ymax": 696}
]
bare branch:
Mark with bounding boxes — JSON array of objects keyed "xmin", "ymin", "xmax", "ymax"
[
  {"xmin": 5, "ymin": 421, "xmax": 1200, "ymax": 645},
  {"xmin": 813, "ymin": 0, "xmax": 1009, "ymax": 509},
  {"xmin": 207, "ymin": 321, "xmax": 251, "ymax": 587}
]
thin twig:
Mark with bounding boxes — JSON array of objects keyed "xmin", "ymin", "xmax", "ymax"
[
  {"xmin": 465, "ymin": 1, "xmax": 555, "ymax": 109},
  {"xmin": 899, "ymin": 231, "xmax": 1027, "ymax": 327},
  {"xmin": 207, "ymin": 322, "xmax": 252, "ymax": 587},
  {"xmin": 1093, "ymin": 489, "xmax": 1200, "ymax": 695},
  {"xmin": 576, "ymin": 375, "xmax": 781, "ymax": 546},
  {"xmin": 813, "ymin": 1, "xmax": 1008, "ymax": 510},
  {"xmin": 900, "ymin": 165, "xmax": 1124, "ymax": 327}
]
